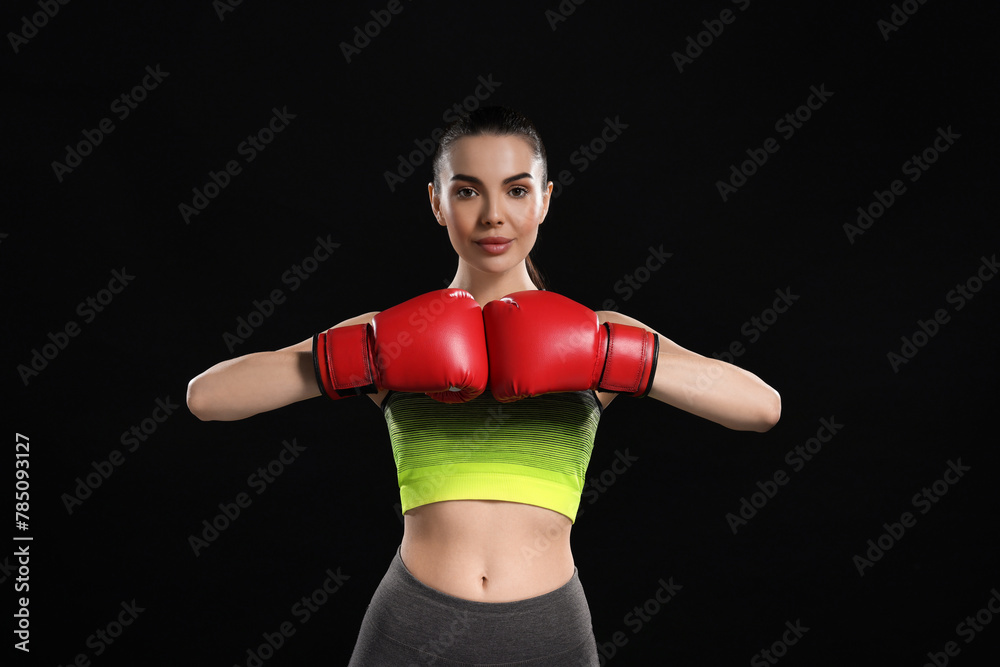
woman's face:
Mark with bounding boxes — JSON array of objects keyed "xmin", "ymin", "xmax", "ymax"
[{"xmin": 430, "ymin": 134, "xmax": 552, "ymax": 278}]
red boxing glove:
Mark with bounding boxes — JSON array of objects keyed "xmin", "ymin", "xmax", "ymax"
[
  {"xmin": 313, "ymin": 289, "xmax": 488, "ymax": 403},
  {"xmin": 483, "ymin": 290, "xmax": 658, "ymax": 403}
]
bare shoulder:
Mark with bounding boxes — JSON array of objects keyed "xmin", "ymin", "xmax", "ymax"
[
  {"xmin": 333, "ymin": 310, "xmax": 380, "ymax": 328},
  {"xmin": 595, "ymin": 310, "xmax": 661, "ymax": 336},
  {"xmin": 595, "ymin": 310, "xmax": 698, "ymax": 358}
]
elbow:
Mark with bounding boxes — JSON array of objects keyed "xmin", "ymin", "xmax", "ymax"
[
  {"xmin": 186, "ymin": 376, "xmax": 216, "ymax": 422},
  {"xmin": 754, "ymin": 389, "xmax": 782, "ymax": 433}
]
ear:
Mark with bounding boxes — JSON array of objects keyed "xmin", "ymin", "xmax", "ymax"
[
  {"xmin": 539, "ymin": 180, "xmax": 554, "ymax": 224},
  {"xmin": 428, "ymin": 182, "xmax": 445, "ymax": 227}
]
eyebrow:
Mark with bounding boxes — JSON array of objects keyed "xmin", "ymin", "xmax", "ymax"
[{"xmin": 451, "ymin": 172, "xmax": 533, "ymax": 185}]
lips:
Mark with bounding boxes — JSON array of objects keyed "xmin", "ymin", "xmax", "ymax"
[{"xmin": 475, "ymin": 237, "xmax": 514, "ymax": 254}]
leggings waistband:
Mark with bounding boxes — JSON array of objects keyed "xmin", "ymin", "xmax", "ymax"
[{"xmin": 348, "ymin": 546, "xmax": 599, "ymax": 666}]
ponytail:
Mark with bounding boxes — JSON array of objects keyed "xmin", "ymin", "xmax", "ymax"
[{"xmin": 525, "ymin": 254, "xmax": 547, "ymax": 290}]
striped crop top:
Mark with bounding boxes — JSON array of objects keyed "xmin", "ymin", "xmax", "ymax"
[{"xmin": 382, "ymin": 389, "xmax": 602, "ymax": 524}]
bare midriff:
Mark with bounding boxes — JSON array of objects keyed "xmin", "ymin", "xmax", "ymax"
[
  {"xmin": 399, "ymin": 499, "xmax": 575, "ymax": 603},
  {"xmin": 369, "ymin": 386, "xmax": 615, "ymax": 604}
]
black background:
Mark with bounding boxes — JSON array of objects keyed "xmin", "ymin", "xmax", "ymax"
[{"xmin": 4, "ymin": 1, "xmax": 999, "ymax": 665}]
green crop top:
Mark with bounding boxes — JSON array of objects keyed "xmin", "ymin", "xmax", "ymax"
[{"xmin": 382, "ymin": 389, "xmax": 602, "ymax": 524}]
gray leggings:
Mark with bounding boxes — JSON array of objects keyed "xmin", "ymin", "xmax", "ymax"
[{"xmin": 348, "ymin": 546, "xmax": 600, "ymax": 666}]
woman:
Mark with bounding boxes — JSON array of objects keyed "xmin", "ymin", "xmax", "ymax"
[{"xmin": 187, "ymin": 106, "xmax": 781, "ymax": 665}]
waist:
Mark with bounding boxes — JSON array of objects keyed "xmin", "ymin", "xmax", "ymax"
[{"xmin": 400, "ymin": 499, "xmax": 574, "ymax": 602}]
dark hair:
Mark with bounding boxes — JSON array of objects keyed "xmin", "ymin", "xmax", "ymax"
[{"xmin": 432, "ymin": 106, "xmax": 549, "ymax": 290}]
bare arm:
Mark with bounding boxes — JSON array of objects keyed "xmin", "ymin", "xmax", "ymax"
[
  {"xmin": 186, "ymin": 311, "xmax": 379, "ymax": 422},
  {"xmin": 596, "ymin": 310, "xmax": 781, "ymax": 432}
]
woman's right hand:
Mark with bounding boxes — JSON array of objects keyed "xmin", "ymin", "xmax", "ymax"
[
  {"xmin": 314, "ymin": 289, "xmax": 489, "ymax": 404},
  {"xmin": 186, "ymin": 311, "xmax": 379, "ymax": 422}
]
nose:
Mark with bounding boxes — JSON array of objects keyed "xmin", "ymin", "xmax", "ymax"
[{"xmin": 480, "ymin": 194, "xmax": 504, "ymax": 226}]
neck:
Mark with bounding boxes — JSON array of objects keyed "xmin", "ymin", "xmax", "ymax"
[{"xmin": 447, "ymin": 261, "xmax": 538, "ymax": 307}]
